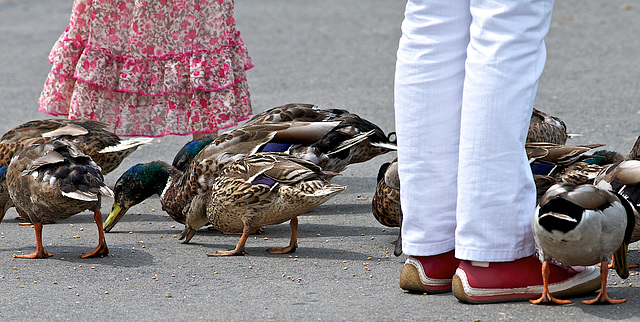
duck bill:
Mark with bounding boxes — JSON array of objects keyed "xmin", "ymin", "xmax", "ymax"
[
  {"xmin": 179, "ymin": 226, "xmax": 197, "ymax": 244},
  {"xmin": 103, "ymin": 202, "xmax": 128, "ymax": 232},
  {"xmin": 613, "ymin": 242, "xmax": 630, "ymax": 279}
]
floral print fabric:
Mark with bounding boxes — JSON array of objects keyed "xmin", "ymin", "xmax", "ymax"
[{"xmin": 39, "ymin": 0, "xmax": 253, "ymax": 137}]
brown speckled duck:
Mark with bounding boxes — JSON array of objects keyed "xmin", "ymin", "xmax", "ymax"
[
  {"xmin": 7, "ymin": 139, "xmax": 113, "ymax": 259},
  {"xmin": 171, "ymin": 103, "xmax": 351, "ymax": 171},
  {"xmin": 527, "ymin": 108, "xmax": 570, "ymax": 145},
  {"xmin": 245, "ymin": 103, "xmax": 397, "ymax": 168},
  {"xmin": 371, "ymin": 158, "xmax": 403, "ymax": 256},
  {"xmin": 527, "ymin": 142, "xmax": 628, "ymax": 204},
  {"xmin": 179, "ymin": 153, "xmax": 345, "ymax": 256}
]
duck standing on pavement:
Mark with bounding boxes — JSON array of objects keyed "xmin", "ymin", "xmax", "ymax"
[
  {"xmin": 531, "ymin": 182, "xmax": 634, "ymax": 304},
  {"xmin": 7, "ymin": 139, "xmax": 113, "ymax": 259}
]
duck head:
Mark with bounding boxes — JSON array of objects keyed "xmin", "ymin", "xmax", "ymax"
[{"xmin": 104, "ymin": 161, "xmax": 176, "ymax": 232}]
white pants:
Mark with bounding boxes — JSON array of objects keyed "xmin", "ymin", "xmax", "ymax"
[{"xmin": 395, "ymin": 0, "xmax": 554, "ymax": 262}]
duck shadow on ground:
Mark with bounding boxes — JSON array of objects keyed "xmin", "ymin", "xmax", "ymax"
[
  {"xmin": 176, "ymin": 241, "xmax": 391, "ymax": 261},
  {"xmin": 575, "ymin": 288, "xmax": 640, "ymax": 320},
  {"xmin": 180, "ymin": 219, "xmax": 399, "ymax": 241},
  {"xmin": 4, "ymin": 245, "xmax": 155, "ymax": 268},
  {"xmin": 179, "ymin": 222, "xmax": 400, "ymax": 261}
]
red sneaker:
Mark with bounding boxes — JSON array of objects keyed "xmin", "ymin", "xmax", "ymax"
[
  {"xmin": 452, "ymin": 256, "xmax": 601, "ymax": 303},
  {"xmin": 400, "ymin": 251, "xmax": 461, "ymax": 294}
]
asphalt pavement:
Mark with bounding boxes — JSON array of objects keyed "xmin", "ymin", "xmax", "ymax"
[{"xmin": 1, "ymin": 0, "xmax": 640, "ymax": 321}]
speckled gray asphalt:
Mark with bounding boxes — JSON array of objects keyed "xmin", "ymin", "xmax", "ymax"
[{"xmin": 1, "ymin": 0, "xmax": 639, "ymax": 321}]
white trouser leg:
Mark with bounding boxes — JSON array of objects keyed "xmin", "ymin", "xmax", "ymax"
[
  {"xmin": 455, "ymin": 0, "xmax": 554, "ymax": 262},
  {"xmin": 395, "ymin": 0, "xmax": 471, "ymax": 256},
  {"xmin": 396, "ymin": 0, "xmax": 554, "ymax": 260}
]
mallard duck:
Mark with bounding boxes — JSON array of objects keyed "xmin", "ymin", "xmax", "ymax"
[
  {"xmin": 103, "ymin": 160, "xmax": 186, "ymax": 232},
  {"xmin": 178, "ymin": 153, "xmax": 345, "ymax": 256},
  {"xmin": 188, "ymin": 122, "xmax": 365, "ymax": 172},
  {"xmin": 171, "ymin": 103, "xmax": 337, "ymax": 172},
  {"xmin": 172, "ymin": 103, "xmax": 397, "ymax": 172},
  {"xmin": 552, "ymin": 149, "xmax": 624, "ymax": 187},
  {"xmin": 106, "ymin": 112, "xmax": 394, "ymax": 232},
  {"xmin": 527, "ymin": 142, "xmax": 607, "ymax": 175},
  {"xmin": 371, "ymin": 159, "xmax": 403, "ymax": 256},
  {"xmin": 0, "ymin": 119, "xmax": 151, "ymax": 224},
  {"xmin": 7, "ymin": 139, "xmax": 113, "ymax": 258},
  {"xmin": 527, "ymin": 108, "xmax": 570, "ymax": 145},
  {"xmin": 246, "ymin": 103, "xmax": 397, "ymax": 167},
  {"xmin": 527, "ymin": 143, "xmax": 624, "ymax": 203},
  {"xmin": 0, "ymin": 119, "xmax": 152, "ymax": 174},
  {"xmin": 531, "ymin": 182, "xmax": 634, "ymax": 304},
  {"xmin": 104, "ymin": 121, "xmax": 349, "ymax": 232}
]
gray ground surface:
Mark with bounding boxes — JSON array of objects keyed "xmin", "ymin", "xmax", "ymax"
[{"xmin": 1, "ymin": 0, "xmax": 640, "ymax": 321}]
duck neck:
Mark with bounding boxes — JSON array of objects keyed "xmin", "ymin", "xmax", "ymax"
[{"xmin": 159, "ymin": 168, "xmax": 192, "ymax": 224}]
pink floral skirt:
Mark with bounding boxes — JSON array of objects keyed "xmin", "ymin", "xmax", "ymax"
[{"xmin": 39, "ymin": 0, "xmax": 253, "ymax": 137}]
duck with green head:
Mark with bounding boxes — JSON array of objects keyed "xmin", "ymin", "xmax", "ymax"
[
  {"xmin": 104, "ymin": 160, "xmax": 185, "ymax": 232},
  {"xmin": 105, "ymin": 114, "xmax": 394, "ymax": 232}
]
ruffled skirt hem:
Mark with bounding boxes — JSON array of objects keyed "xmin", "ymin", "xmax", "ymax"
[{"xmin": 38, "ymin": 0, "xmax": 254, "ymax": 137}]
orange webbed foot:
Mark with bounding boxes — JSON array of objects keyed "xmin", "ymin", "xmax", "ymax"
[
  {"xmin": 207, "ymin": 249, "xmax": 247, "ymax": 256},
  {"xmin": 582, "ymin": 291, "xmax": 626, "ymax": 305},
  {"xmin": 209, "ymin": 226, "xmax": 251, "ymax": 256},
  {"xmin": 584, "ymin": 261, "xmax": 625, "ymax": 304},
  {"xmin": 582, "ymin": 298, "xmax": 627, "ymax": 305},
  {"xmin": 530, "ymin": 261, "xmax": 572, "ymax": 305},
  {"xmin": 267, "ymin": 218, "xmax": 299, "ymax": 254},
  {"xmin": 267, "ymin": 244, "xmax": 298, "ymax": 254},
  {"xmin": 13, "ymin": 250, "xmax": 53, "ymax": 259},
  {"xmin": 81, "ymin": 242, "xmax": 109, "ymax": 258},
  {"xmin": 530, "ymin": 293, "xmax": 572, "ymax": 305}
]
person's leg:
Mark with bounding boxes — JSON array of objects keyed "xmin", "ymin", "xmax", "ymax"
[
  {"xmin": 452, "ymin": 0, "xmax": 600, "ymax": 303},
  {"xmin": 454, "ymin": 0, "xmax": 552, "ymax": 263},
  {"xmin": 395, "ymin": 0, "xmax": 470, "ymax": 293},
  {"xmin": 396, "ymin": 0, "xmax": 469, "ymax": 259}
]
